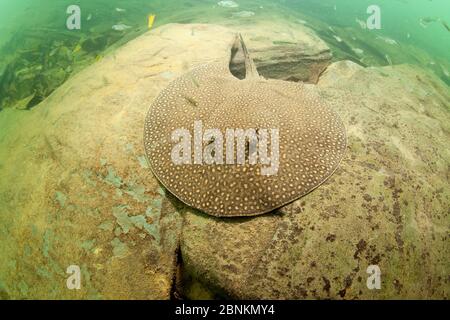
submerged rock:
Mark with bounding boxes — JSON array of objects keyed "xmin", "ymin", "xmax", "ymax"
[
  {"xmin": 229, "ymin": 21, "xmax": 332, "ymax": 83},
  {"xmin": 181, "ymin": 61, "xmax": 450, "ymax": 299},
  {"xmin": 0, "ymin": 23, "xmax": 236, "ymax": 299}
]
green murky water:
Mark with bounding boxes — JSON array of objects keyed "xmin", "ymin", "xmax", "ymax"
[{"xmin": 0, "ymin": 0, "xmax": 448, "ymax": 110}]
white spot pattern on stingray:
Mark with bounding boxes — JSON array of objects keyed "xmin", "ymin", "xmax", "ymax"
[{"xmin": 144, "ymin": 41, "xmax": 346, "ymax": 217}]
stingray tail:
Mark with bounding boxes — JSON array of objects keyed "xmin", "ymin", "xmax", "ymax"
[{"xmin": 238, "ymin": 33, "xmax": 260, "ymax": 79}]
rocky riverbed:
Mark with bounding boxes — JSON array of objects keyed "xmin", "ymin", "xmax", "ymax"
[{"xmin": 0, "ymin": 22, "xmax": 448, "ymax": 299}]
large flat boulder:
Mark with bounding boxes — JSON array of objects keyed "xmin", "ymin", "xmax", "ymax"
[
  {"xmin": 229, "ymin": 20, "xmax": 332, "ymax": 83},
  {"xmin": 0, "ymin": 23, "xmax": 236, "ymax": 299},
  {"xmin": 181, "ymin": 61, "xmax": 450, "ymax": 299}
]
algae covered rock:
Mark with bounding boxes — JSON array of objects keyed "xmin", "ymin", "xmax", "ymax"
[
  {"xmin": 229, "ymin": 20, "xmax": 332, "ymax": 83},
  {"xmin": 181, "ymin": 61, "xmax": 450, "ymax": 299},
  {"xmin": 0, "ymin": 23, "xmax": 236, "ymax": 299}
]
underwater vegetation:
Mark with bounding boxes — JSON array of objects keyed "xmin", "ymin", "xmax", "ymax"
[
  {"xmin": 0, "ymin": 29, "xmax": 125, "ymax": 110},
  {"xmin": 0, "ymin": 0, "xmax": 449, "ymax": 112}
]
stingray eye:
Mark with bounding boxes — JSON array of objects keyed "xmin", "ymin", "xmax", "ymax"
[
  {"xmin": 206, "ymin": 136, "xmax": 215, "ymax": 146},
  {"xmin": 184, "ymin": 96, "xmax": 198, "ymax": 107}
]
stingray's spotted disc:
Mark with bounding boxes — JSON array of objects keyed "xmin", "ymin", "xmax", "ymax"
[{"xmin": 144, "ymin": 36, "xmax": 346, "ymax": 217}]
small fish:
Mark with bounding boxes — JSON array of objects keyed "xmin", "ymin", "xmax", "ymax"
[
  {"xmin": 419, "ymin": 16, "xmax": 442, "ymax": 29},
  {"xmin": 87, "ymin": 13, "xmax": 92, "ymax": 21},
  {"xmin": 232, "ymin": 11, "xmax": 255, "ymax": 18},
  {"xmin": 352, "ymin": 48, "xmax": 364, "ymax": 55},
  {"xmin": 442, "ymin": 21, "xmax": 450, "ymax": 32},
  {"xmin": 115, "ymin": 8, "xmax": 126, "ymax": 12},
  {"xmin": 333, "ymin": 35, "xmax": 342, "ymax": 42},
  {"xmin": 112, "ymin": 24, "xmax": 131, "ymax": 31},
  {"xmin": 442, "ymin": 67, "xmax": 449, "ymax": 77},
  {"xmin": 49, "ymin": 47, "xmax": 58, "ymax": 57},
  {"xmin": 376, "ymin": 36, "xmax": 398, "ymax": 45},
  {"xmin": 148, "ymin": 14, "xmax": 156, "ymax": 29},
  {"xmin": 73, "ymin": 44, "xmax": 82, "ymax": 53},
  {"xmin": 217, "ymin": 1, "xmax": 239, "ymax": 8},
  {"xmin": 385, "ymin": 54, "xmax": 392, "ymax": 65},
  {"xmin": 406, "ymin": 33, "xmax": 411, "ymax": 39},
  {"xmin": 421, "ymin": 16, "xmax": 439, "ymax": 24}
]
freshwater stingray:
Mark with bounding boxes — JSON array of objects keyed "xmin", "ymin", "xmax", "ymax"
[{"xmin": 144, "ymin": 35, "xmax": 346, "ymax": 217}]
